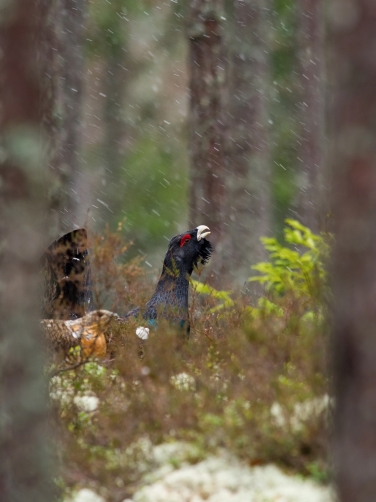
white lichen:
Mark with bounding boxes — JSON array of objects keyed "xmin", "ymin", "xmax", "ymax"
[
  {"xmin": 50, "ymin": 374, "xmax": 100, "ymax": 413},
  {"xmin": 68, "ymin": 488, "xmax": 105, "ymax": 502},
  {"xmin": 73, "ymin": 394, "xmax": 100, "ymax": 413},
  {"xmin": 170, "ymin": 373, "xmax": 195, "ymax": 391},
  {"xmin": 124, "ymin": 446, "xmax": 334, "ymax": 502},
  {"xmin": 270, "ymin": 395, "xmax": 333, "ymax": 431}
]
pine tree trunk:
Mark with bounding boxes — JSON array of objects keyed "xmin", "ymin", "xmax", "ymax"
[
  {"xmin": 187, "ymin": 0, "xmax": 227, "ymax": 278},
  {"xmin": 49, "ymin": 0, "xmax": 86, "ymax": 235},
  {"xmin": 0, "ymin": 1, "xmax": 54, "ymax": 499},
  {"xmin": 103, "ymin": 55, "xmax": 126, "ymax": 209},
  {"xmin": 297, "ymin": 0, "xmax": 324, "ymax": 232},
  {"xmin": 37, "ymin": 0, "xmax": 59, "ymax": 165},
  {"xmin": 102, "ymin": 13, "xmax": 129, "ymax": 220},
  {"xmin": 329, "ymin": 4, "xmax": 376, "ymax": 500},
  {"xmin": 229, "ymin": 0, "xmax": 272, "ymax": 284}
]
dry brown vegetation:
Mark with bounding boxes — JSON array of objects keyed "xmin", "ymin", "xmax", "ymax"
[{"xmin": 50, "ymin": 227, "xmax": 330, "ymax": 501}]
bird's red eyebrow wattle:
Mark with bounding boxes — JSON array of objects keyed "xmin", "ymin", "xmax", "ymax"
[{"xmin": 180, "ymin": 234, "xmax": 192, "ymax": 247}]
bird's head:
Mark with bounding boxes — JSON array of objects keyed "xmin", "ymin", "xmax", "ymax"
[{"xmin": 163, "ymin": 225, "xmax": 212, "ymax": 277}]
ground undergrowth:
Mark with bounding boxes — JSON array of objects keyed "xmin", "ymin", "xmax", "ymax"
[{"xmin": 50, "ymin": 221, "xmax": 332, "ymax": 502}]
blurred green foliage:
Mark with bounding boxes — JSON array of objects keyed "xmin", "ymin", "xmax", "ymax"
[
  {"xmin": 82, "ymin": 0, "xmax": 302, "ymax": 255},
  {"xmin": 270, "ymin": 0, "xmax": 300, "ymax": 236},
  {"xmin": 120, "ymin": 137, "xmax": 188, "ymax": 249},
  {"xmin": 191, "ymin": 280, "xmax": 235, "ymax": 312},
  {"xmin": 250, "ymin": 219, "xmax": 328, "ymax": 300},
  {"xmin": 84, "ymin": 0, "xmax": 189, "ymax": 257},
  {"xmin": 194, "ymin": 219, "xmax": 329, "ymax": 320}
]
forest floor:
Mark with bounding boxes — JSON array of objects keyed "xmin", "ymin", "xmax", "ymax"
[{"xmin": 51, "ymin": 225, "xmax": 333, "ymax": 502}]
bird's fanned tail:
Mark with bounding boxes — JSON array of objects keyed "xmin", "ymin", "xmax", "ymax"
[{"xmin": 41, "ymin": 228, "xmax": 93, "ymax": 320}]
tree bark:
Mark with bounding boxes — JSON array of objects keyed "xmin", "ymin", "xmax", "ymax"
[
  {"xmin": 329, "ymin": 3, "xmax": 376, "ymax": 501},
  {"xmin": 0, "ymin": 1, "xmax": 54, "ymax": 500},
  {"xmin": 49, "ymin": 0, "xmax": 86, "ymax": 236},
  {"xmin": 297, "ymin": 0, "xmax": 324, "ymax": 232},
  {"xmin": 37, "ymin": 0, "xmax": 59, "ymax": 162},
  {"xmin": 103, "ymin": 56, "xmax": 126, "ymax": 211},
  {"xmin": 187, "ymin": 0, "xmax": 227, "ymax": 278},
  {"xmin": 101, "ymin": 3, "xmax": 129, "ymax": 221},
  {"xmin": 228, "ymin": 0, "xmax": 272, "ymax": 283}
]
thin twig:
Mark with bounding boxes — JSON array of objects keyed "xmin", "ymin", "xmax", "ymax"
[{"xmin": 48, "ymin": 357, "xmax": 114, "ymax": 378}]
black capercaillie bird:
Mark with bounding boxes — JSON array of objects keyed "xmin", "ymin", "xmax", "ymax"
[{"xmin": 124, "ymin": 225, "xmax": 212, "ymax": 338}]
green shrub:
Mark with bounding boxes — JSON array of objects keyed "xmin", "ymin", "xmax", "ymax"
[
  {"xmin": 193, "ymin": 219, "xmax": 329, "ymax": 319},
  {"xmin": 250, "ymin": 219, "xmax": 329, "ymax": 301}
]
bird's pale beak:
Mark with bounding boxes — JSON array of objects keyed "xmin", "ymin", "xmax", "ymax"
[{"xmin": 196, "ymin": 225, "xmax": 211, "ymax": 241}]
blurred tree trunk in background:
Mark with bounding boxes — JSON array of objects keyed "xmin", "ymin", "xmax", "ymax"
[
  {"xmin": 329, "ymin": 3, "xmax": 376, "ymax": 501},
  {"xmin": 103, "ymin": 55, "xmax": 127, "ymax": 216},
  {"xmin": 187, "ymin": 0, "xmax": 228, "ymax": 278},
  {"xmin": 0, "ymin": 0, "xmax": 54, "ymax": 500},
  {"xmin": 37, "ymin": 0, "xmax": 62, "ymax": 240},
  {"xmin": 48, "ymin": 0, "xmax": 86, "ymax": 235},
  {"xmin": 37, "ymin": 0, "xmax": 59, "ymax": 171},
  {"xmin": 228, "ymin": 0, "xmax": 271, "ymax": 284},
  {"xmin": 297, "ymin": 0, "xmax": 324, "ymax": 232},
  {"xmin": 102, "ymin": 0, "xmax": 129, "ymax": 219}
]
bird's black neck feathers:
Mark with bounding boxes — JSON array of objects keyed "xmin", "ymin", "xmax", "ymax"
[{"xmin": 143, "ymin": 257, "xmax": 191, "ymax": 321}]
